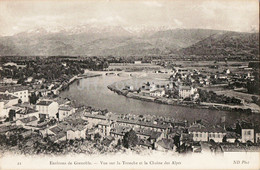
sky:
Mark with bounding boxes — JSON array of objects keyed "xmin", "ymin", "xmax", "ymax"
[{"xmin": 0, "ymin": 0, "xmax": 259, "ymax": 36}]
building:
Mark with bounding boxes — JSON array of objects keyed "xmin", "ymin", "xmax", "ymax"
[
  {"xmin": 155, "ymin": 138, "xmax": 175, "ymax": 152},
  {"xmin": 255, "ymin": 131, "xmax": 260, "ymax": 143},
  {"xmin": 36, "ymin": 100, "xmax": 59, "ymax": 119},
  {"xmin": 110, "ymin": 126, "xmax": 131, "ymax": 140},
  {"xmin": 97, "ymin": 122, "xmax": 111, "ymax": 136},
  {"xmin": 178, "ymin": 86, "xmax": 197, "ymax": 99},
  {"xmin": 0, "ymin": 78, "xmax": 18, "ymax": 84},
  {"xmin": 15, "ymin": 106, "xmax": 39, "ymax": 120},
  {"xmin": 241, "ymin": 122, "xmax": 254, "ymax": 143},
  {"xmin": 0, "ymin": 93, "xmax": 19, "ymax": 118},
  {"xmin": 58, "ymin": 105, "xmax": 75, "ymax": 121},
  {"xmin": 16, "ymin": 116, "xmax": 38, "ymax": 127},
  {"xmin": 46, "ymin": 125, "xmax": 67, "ymax": 143},
  {"xmin": 226, "ymin": 132, "xmax": 239, "ymax": 143},
  {"xmin": 26, "ymin": 77, "xmax": 33, "ymax": 83},
  {"xmin": 150, "ymin": 89, "xmax": 165, "ymax": 97},
  {"xmin": 0, "ymin": 86, "xmax": 29, "ymax": 103},
  {"xmin": 67, "ymin": 126, "xmax": 87, "ymax": 140},
  {"xmin": 188, "ymin": 124, "xmax": 226, "ymax": 143},
  {"xmin": 134, "ymin": 61, "xmax": 142, "ymax": 64}
]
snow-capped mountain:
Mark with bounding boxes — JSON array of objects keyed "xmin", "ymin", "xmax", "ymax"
[{"xmin": 0, "ymin": 25, "xmax": 258, "ymax": 58}]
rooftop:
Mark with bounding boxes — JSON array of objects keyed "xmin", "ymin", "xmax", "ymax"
[
  {"xmin": 156, "ymin": 138, "xmax": 174, "ymax": 150},
  {"xmin": 0, "ymin": 93, "xmax": 18, "ymax": 101},
  {"xmin": 59, "ymin": 105, "xmax": 73, "ymax": 111},
  {"xmin": 36, "ymin": 100, "xmax": 53, "ymax": 106},
  {"xmin": 0, "ymin": 85, "xmax": 28, "ymax": 93},
  {"xmin": 178, "ymin": 86, "xmax": 192, "ymax": 90},
  {"xmin": 189, "ymin": 124, "xmax": 226, "ymax": 133},
  {"xmin": 18, "ymin": 116, "xmax": 38, "ymax": 124}
]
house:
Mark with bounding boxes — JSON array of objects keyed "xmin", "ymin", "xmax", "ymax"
[
  {"xmin": 225, "ymin": 69, "xmax": 231, "ymax": 74},
  {"xmin": 97, "ymin": 122, "xmax": 111, "ymax": 136},
  {"xmin": 58, "ymin": 105, "xmax": 75, "ymax": 121},
  {"xmin": 178, "ymin": 86, "xmax": 197, "ymax": 99},
  {"xmin": 26, "ymin": 77, "xmax": 33, "ymax": 83},
  {"xmin": 155, "ymin": 138, "xmax": 175, "ymax": 151},
  {"xmin": 36, "ymin": 89, "xmax": 51, "ymax": 97},
  {"xmin": 226, "ymin": 132, "xmax": 240, "ymax": 143},
  {"xmin": 134, "ymin": 61, "xmax": 142, "ymax": 64},
  {"xmin": 45, "ymin": 125, "xmax": 67, "ymax": 143},
  {"xmin": 110, "ymin": 126, "xmax": 131, "ymax": 140},
  {"xmin": 0, "ymin": 78, "xmax": 18, "ymax": 84},
  {"xmin": 150, "ymin": 89, "xmax": 165, "ymax": 97},
  {"xmin": 36, "ymin": 100, "xmax": 59, "ymax": 119},
  {"xmin": 101, "ymin": 136, "xmax": 115, "ymax": 147},
  {"xmin": 84, "ymin": 113, "xmax": 108, "ymax": 126},
  {"xmin": 16, "ymin": 116, "xmax": 38, "ymax": 127},
  {"xmin": 255, "ymin": 130, "xmax": 260, "ymax": 143},
  {"xmin": 188, "ymin": 124, "xmax": 226, "ymax": 143},
  {"xmin": 49, "ymin": 132, "xmax": 67, "ymax": 143},
  {"xmin": 14, "ymin": 106, "xmax": 39, "ymax": 120},
  {"xmin": 191, "ymin": 142, "xmax": 202, "ymax": 153},
  {"xmin": 0, "ymin": 86, "xmax": 29, "ymax": 103},
  {"xmin": 125, "ymin": 85, "xmax": 134, "ymax": 91},
  {"xmin": 240, "ymin": 122, "xmax": 254, "ymax": 143},
  {"xmin": 86, "ymin": 128, "xmax": 99, "ymax": 140},
  {"xmin": 67, "ymin": 127, "xmax": 87, "ymax": 140},
  {"xmin": 0, "ymin": 93, "xmax": 19, "ymax": 118}
]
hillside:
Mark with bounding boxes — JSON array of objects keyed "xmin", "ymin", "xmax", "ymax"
[
  {"xmin": 0, "ymin": 28, "xmax": 222, "ymax": 56},
  {"xmin": 177, "ymin": 32, "xmax": 259, "ymax": 59},
  {"xmin": 0, "ymin": 27, "xmax": 258, "ymax": 58}
]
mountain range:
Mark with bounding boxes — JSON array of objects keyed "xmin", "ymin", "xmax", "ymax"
[{"xmin": 0, "ymin": 25, "xmax": 258, "ymax": 58}]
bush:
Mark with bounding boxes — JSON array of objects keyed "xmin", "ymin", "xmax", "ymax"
[{"xmin": 122, "ymin": 129, "xmax": 138, "ymax": 149}]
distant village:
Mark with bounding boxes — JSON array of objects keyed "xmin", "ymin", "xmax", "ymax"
[{"xmin": 0, "ymin": 57, "xmax": 260, "ymax": 155}]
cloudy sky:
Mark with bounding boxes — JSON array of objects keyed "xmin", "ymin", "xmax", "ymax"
[{"xmin": 0, "ymin": 0, "xmax": 258, "ymax": 36}]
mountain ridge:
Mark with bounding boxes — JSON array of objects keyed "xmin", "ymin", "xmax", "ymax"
[{"xmin": 0, "ymin": 27, "xmax": 258, "ymax": 58}]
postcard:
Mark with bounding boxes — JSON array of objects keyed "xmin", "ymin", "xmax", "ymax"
[{"xmin": 0, "ymin": 0, "xmax": 259, "ymax": 169}]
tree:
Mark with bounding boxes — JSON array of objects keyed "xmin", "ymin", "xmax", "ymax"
[
  {"xmin": 8, "ymin": 109, "xmax": 16, "ymax": 121},
  {"xmin": 94, "ymin": 133, "xmax": 102, "ymax": 141},
  {"xmin": 173, "ymin": 135, "xmax": 180, "ymax": 147},
  {"xmin": 122, "ymin": 129, "xmax": 138, "ymax": 149},
  {"xmin": 29, "ymin": 92, "xmax": 39, "ymax": 104},
  {"xmin": 252, "ymin": 96, "xmax": 259, "ymax": 105},
  {"xmin": 222, "ymin": 135, "xmax": 227, "ymax": 143}
]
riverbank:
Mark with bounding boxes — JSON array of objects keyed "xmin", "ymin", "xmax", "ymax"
[
  {"xmin": 56, "ymin": 73, "xmax": 102, "ymax": 92},
  {"xmin": 107, "ymin": 84, "xmax": 259, "ymax": 114}
]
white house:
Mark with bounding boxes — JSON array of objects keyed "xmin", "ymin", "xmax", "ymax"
[
  {"xmin": 134, "ymin": 61, "xmax": 142, "ymax": 64},
  {"xmin": 150, "ymin": 89, "xmax": 165, "ymax": 97},
  {"xmin": 97, "ymin": 122, "xmax": 111, "ymax": 136},
  {"xmin": 1, "ymin": 86, "xmax": 29, "ymax": 103},
  {"xmin": 26, "ymin": 77, "xmax": 33, "ymax": 83},
  {"xmin": 240, "ymin": 123, "xmax": 254, "ymax": 143},
  {"xmin": 0, "ymin": 93, "xmax": 19, "ymax": 118},
  {"xmin": 188, "ymin": 124, "xmax": 226, "ymax": 143},
  {"xmin": 67, "ymin": 126, "xmax": 87, "ymax": 140},
  {"xmin": 58, "ymin": 105, "xmax": 75, "ymax": 121},
  {"xmin": 36, "ymin": 100, "xmax": 59, "ymax": 119},
  {"xmin": 178, "ymin": 86, "xmax": 197, "ymax": 99}
]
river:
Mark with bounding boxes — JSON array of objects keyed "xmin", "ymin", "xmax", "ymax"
[{"xmin": 60, "ymin": 73, "xmax": 260, "ymax": 126}]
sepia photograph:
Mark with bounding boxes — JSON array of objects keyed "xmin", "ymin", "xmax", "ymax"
[{"xmin": 0, "ymin": 0, "xmax": 259, "ymax": 169}]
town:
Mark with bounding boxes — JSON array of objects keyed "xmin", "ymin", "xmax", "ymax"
[{"xmin": 0, "ymin": 56, "xmax": 259, "ymax": 155}]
